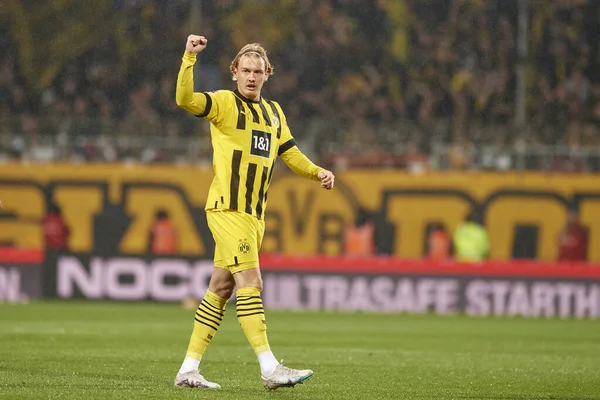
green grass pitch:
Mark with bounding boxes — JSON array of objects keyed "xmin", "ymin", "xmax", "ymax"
[{"xmin": 1, "ymin": 302, "xmax": 600, "ymax": 399}]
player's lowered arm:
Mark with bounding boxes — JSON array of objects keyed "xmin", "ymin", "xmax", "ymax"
[
  {"xmin": 175, "ymin": 53, "xmax": 209, "ymax": 116},
  {"xmin": 280, "ymin": 146, "xmax": 322, "ymax": 181}
]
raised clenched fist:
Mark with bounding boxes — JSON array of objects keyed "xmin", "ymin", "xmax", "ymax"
[{"xmin": 186, "ymin": 35, "xmax": 207, "ymax": 54}]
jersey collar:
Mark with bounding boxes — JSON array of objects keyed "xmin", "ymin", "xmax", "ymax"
[{"xmin": 234, "ymin": 89, "xmax": 261, "ymax": 104}]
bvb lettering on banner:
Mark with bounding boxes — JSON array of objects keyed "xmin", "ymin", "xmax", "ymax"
[{"xmin": 0, "ymin": 164, "xmax": 599, "ymax": 261}]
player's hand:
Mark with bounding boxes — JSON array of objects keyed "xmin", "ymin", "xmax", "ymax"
[
  {"xmin": 186, "ymin": 35, "xmax": 207, "ymax": 54},
  {"xmin": 318, "ymin": 170, "xmax": 335, "ymax": 190}
]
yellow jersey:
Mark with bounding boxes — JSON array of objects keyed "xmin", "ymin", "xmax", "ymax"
[{"xmin": 176, "ymin": 53, "xmax": 322, "ymax": 219}]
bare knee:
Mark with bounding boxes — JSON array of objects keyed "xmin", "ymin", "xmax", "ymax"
[
  {"xmin": 242, "ymin": 277, "xmax": 263, "ymax": 291},
  {"xmin": 209, "ymin": 279, "xmax": 235, "ymax": 299},
  {"xmin": 233, "ymin": 268, "xmax": 263, "ymax": 291},
  {"xmin": 208, "ymin": 268, "xmax": 235, "ymax": 299}
]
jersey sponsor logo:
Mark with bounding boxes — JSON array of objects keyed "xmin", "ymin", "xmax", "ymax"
[{"xmin": 250, "ymin": 130, "xmax": 271, "ymax": 158}]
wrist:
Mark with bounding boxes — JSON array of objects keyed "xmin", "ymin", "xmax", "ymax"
[{"xmin": 182, "ymin": 52, "xmax": 197, "ymax": 63}]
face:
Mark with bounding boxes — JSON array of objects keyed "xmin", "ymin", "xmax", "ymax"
[{"xmin": 234, "ymin": 54, "xmax": 268, "ymax": 101}]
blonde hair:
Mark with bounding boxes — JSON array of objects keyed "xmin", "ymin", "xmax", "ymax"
[{"xmin": 230, "ymin": 43, "xmax": 274, "ymax": 81}]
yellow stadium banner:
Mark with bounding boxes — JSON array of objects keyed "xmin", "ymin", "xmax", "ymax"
[{"xmin": 0, "ymin": 165, "xmax": 599, "ymax": 261}]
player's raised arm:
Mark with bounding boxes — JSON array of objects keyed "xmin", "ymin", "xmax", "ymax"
[{"xmin": 176, "ymin": 35, "xmax": 210, "ymax": 116}]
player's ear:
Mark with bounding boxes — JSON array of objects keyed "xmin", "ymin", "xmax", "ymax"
[{"xmin": 232, "ymin": 67, "xmax": 238, "ymax": 81}]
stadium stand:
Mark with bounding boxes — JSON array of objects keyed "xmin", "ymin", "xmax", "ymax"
[{"xmin": 1, "ymin": 0, "xmax": 600, "ymax": 170}]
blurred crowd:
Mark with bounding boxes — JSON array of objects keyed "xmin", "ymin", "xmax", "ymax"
[{"xmin": 1, "ymin": 0, "xmax": 600, "ymax": 170}]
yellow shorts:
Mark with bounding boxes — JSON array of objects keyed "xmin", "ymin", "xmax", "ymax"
[{"xmin": 206, "ymin": 210, "xmax": 265, "ymax": 274}]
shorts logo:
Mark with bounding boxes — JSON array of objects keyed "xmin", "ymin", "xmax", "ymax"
[{"xmin": 238, "ymin": 238, "xmax": 251, "ymax": 254}]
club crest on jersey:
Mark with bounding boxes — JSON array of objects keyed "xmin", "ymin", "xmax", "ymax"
[{"xmin": 271, "ymin": 115, "xmax": 280, "ymax": 129}]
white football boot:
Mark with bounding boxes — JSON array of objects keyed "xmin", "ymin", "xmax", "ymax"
[
  {"xmin": 174, "ymin": 370, "xmax": 221, "ymax": 389},
  {"xmin": 261, "ymin": 363, "xmax": 313, "ymax": 390}
]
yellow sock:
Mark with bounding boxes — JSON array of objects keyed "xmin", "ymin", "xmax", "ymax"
[
  {"xmin": 185, "ymin": 290, "xmax": 227, "ymax": 360},
  {"xmin": 236, "ymin": 287, "xmax": 270, "ymax": 355}
]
